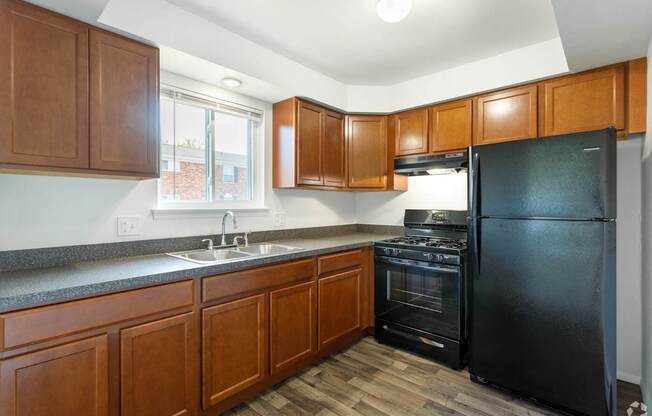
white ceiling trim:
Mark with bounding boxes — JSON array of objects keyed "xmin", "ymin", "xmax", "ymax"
[{"xmin": 99, "ymin": 0, "xmax": 569, "ymax": 112}]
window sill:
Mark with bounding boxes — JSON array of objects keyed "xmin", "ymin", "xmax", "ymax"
[{"xmin": 152, "ymin": 206, "xmax": 269, "ymax": 220}]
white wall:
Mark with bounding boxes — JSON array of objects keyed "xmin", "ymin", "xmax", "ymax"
[
  {"xmin": 354, "ymin": 174, "xmax": 467, "ymax": 225},
  {"xmin": 0, "ymin": 73, "xmax": 356, "ymax": 251},
  {"xmin": 640, "ymin": 34, "xmax": 652, "ymax": 404},
  {"xmin": 617, "ymin": 137, "xmax": 644, "ymax": 384}
]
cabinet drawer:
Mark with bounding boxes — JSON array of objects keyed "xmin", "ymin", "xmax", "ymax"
[
  {"xmin": 202, "ymin": 258, "xmax": 316, "ymax": 303},
  {"xmin": 318, "ymin": 249, "xmax": 364, "ymax": 275},
  {"xmin": 0, "ymin": 281, "xmax": 194, "ymax": 351}
]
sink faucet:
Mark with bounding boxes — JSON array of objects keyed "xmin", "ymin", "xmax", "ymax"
[{"xmin": 220, "ymin": 211, "xmax": 237, "ymax": 246}]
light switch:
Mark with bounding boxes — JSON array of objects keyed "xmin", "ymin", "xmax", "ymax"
[
  {"xmin": 273, "ymin": 212, "xmax": 286, "ymax": 227},
  {"xmin": 117, "ymin": 216, "xmax": 142, "ymax": 236}
]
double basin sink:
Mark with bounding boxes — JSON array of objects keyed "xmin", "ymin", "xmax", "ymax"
[{"xmin": 167, "ymin": 243, "xmax": 302, "ymax": 265}]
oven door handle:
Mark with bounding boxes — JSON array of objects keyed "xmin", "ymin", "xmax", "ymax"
[{"xmin": 376, "ymin": 257, "xmax": 459, "ymax": 274}]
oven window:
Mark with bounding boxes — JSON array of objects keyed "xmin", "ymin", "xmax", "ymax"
[
  {"xmin": 376, "ymin": 260, "xmax": 461, "ymax": 339},
  {"xmin": 389, "ymin": 271, "xmax": 444, "ymax": 313}
]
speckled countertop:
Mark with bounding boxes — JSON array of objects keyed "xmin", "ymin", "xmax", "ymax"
[{"xmin": 0, "ymin": 233, "xmax": 396, "ymax": 312}]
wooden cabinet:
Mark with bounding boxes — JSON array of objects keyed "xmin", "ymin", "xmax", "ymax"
[
  {"xmin": 323, "ymin": 110, "xmax": 346, "ymax": 187},
  {"xmin": 429, "ymin": 99, "xmax": 472, "ymax": 152},
  {"xmin": 90, "ymin": 30, "xmax": 159, "ymax": 175},
  {"xmin": 202, "ymin": 294, "xmax": 267, "ymax": 408},
  {"xmin": 347, "ymin": 115, "xmax": 387, "ymax": 189},
  {"xmin": 296, "ymin": 100, "xmax": 324, "ymax": 185},
  {"xmin": 0, "ymin": 0, "xmax": 89, "ymax": 169},
  {"xmin": 121, "ymin": 313, "xmax": 196, "ymax": 416},
  {"xmin": 542, "ymin": 65, "xmax": 625, "ymax": 136},
  {"xmin": 0, "ymin": 335, "xmax": 108, "ymax": 416},
  {"xmin": 318, "ymin": 269, "xmax": 361, "ymax": 349},
  {"xmin": 475, "ymin": 85, "xmax": 538, "ymax": 145},
  {"xmin": 0, "ymin": 0, "xmax": 159, "ymax": 179},
  {"xmin": 394, "ymin": 108, "xmax": 429, "ymax": 156},
  {"xmin": 269, "ymin": 281, "xmax": 317, "ymax": 374}
]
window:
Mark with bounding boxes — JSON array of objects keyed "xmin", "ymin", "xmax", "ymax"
[{"xmin": 158, "ymin": 87, "xmax": 262, "ymax": 208}]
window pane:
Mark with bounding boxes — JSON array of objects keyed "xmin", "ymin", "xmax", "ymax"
[
  {"xmin": 160, "ymin": 97, "xmax": 209, "ymax": 202},
  {"xmin": 213, "ymin": 112, "xmax": 253, "ymax": 201}
]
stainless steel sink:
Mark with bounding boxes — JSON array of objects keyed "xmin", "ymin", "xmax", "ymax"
[
  {"xmin": 167, "ymin": 248, "xmax": 253, "ymax": 264},
  {"xmin": 236, "ymin": 243, "xmax": 302, "ymax": 256},
  {"xmin": 167, "ymin": 243, "xmax": 302, "ymax": 265}
]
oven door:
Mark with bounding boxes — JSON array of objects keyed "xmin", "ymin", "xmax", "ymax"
[{"xmin": 375, "ymin": 256, "xmax": 461, "ymax": 340}]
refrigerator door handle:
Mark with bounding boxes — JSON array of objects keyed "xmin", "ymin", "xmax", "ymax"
[{"xmin": 472, "ymin": 152, "xmax": 481, "ymax": 274}]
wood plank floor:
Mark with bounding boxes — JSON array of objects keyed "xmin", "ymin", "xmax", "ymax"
[{"xmin": 225, "ymin": 336, "xmax": 642, "ymax": 416}]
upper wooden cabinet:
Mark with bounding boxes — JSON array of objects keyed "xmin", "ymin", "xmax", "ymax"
[
  {"xmin": 429, "ymin": 99, "xmax": 472, "ymax": 153},
  {"xmin": 0, "ymin": 335, "xmax": 109, "ymax": 416},
  {"xmin": 347, "ymin": 115, "xmax": 387, "ymax": 189},
  {"xmin": 90, "ymin": 30, "xmax": 159, "ymax": 175},
  {"xmin": 542, "ymin": 65, "xmax": 625, "ymax": 137},
  {"xmin": 121, "ymin": 313, "xmax": 196, "ymax": 416},
  {"xmin": 296, "ymin": 100, "xmax": 324, "ymax": 185},
  {"xmin": 0, "ymin": 0, "xmax": 89, "ymax": 169},
  {"xmin": 323, "ymin": 110, "xmax": 346, "ymax": 187},
  {"xmin": 394, "ymin": 108, "xmax": 429, "ymax": 156},
  {"xmin": 0, "ymin": 0, "xmax": 159, "ymax": 179},
  {"xmin": 475, "ymin": 85, "xmax": 538, "ymax": 145}
]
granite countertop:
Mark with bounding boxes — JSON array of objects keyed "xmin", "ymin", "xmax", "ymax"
[{"xmin": 0, "ymin": 233, "xmax": 396, "ymax": 313}]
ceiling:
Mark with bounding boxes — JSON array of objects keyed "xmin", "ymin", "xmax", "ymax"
[{"xmin": 167, "ymin": 0, "xmax": 560, "ymax": 85}]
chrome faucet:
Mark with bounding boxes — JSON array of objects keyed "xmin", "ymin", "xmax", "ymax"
[{"xmin": 220, "ymin": 211, "xmax": 237, "ymax": 246}]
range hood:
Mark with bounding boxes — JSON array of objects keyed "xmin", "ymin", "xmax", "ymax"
[{"xmin": 394, "ymin": 151, "xmax": 468, "ymax": 176}]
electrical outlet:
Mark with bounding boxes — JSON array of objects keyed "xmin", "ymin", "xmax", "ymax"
[
  {"xmin": 273, "ymin": 212, "xmax": 286, "ymax": 227},
  {"xmin": 117, "ymin": 216, "xmax": 142, "ymax": 236}
]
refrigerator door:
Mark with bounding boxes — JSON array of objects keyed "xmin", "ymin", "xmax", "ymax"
[
  {"xmin": 468, "ymin": 128, "xmax": 616, "ymax": 220},
  {"xmin": 468, "ymin": 218, "xmax": 616, "ymax": 416}
]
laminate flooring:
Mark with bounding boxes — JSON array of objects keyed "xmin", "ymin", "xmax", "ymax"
[{"xmin": 226, "ymin": 336, "xmax": 643, "ymax": 416}]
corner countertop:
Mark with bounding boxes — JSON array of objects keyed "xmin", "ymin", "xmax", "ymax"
[{"xmin": 0, "ymin": 233, "xmax": 396, "ymax": 313}]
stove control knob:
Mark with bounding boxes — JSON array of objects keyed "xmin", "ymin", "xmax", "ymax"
[
  {"xmin": 425, "ymin": 253, "xmax": 435, "ymax": 261},
  {"xmin": 437, "ymin": 254, "xmax": 444, "ymax": 262},
  {"xmin": 395, "ymin": 249, "xmax": 402, "ymax": 255},
  {"xmin": 383, "ymin": 248, "xmax": 391, "ymax": 255}
]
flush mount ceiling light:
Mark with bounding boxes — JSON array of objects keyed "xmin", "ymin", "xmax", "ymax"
[
  {"xmin": 221, "ymin": 77, "xmax": 242, "ymax": 88},
  {"xmin": 376, "ymin": 0, "xmax": 412, "ymax": 23}
]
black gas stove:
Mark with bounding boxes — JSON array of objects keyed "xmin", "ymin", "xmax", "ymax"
[{"xmin": 374, "ymin": 209, "xmax": 468, "ymax": 369}]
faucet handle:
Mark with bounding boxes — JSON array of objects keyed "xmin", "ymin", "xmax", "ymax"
[
  {"xmin": 233, "ymin": 236, "xmax": 245, "ymax": 247},
  {"xmin": 243, "ymin": 232, "xmax": 249, "ymax": 247},
  {"xmin": 201, "ymin": 239, "xmax": 214, "ymax": 250}
]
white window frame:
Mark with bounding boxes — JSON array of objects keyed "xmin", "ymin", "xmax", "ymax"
[{"xmin": 155, "ymin": 85, "xmax": 266, "ymax": 215}]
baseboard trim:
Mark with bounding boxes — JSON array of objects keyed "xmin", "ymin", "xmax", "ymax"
[{"xmin": 618, "ymin": 371, "xmax": 642, "ymax": 385}]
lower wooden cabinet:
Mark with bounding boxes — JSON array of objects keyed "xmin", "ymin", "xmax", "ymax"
[
  {"xmin": 0, "ymin": 335, "xmax": 109, "ymax": 416},
  {"xmin": 202, "ymin": 294, "xmax": 268, "ymax": 409},
  {"xmin": 270, "ymin": 281, "xmax": 317, "ymax": 374},
  {"xmin": 120, "ymin": 313, "xmax": 196, "ymax": 416},
  {"xmin": 318, "ymin": 268, "xmax": 362, "ymax": 349}
]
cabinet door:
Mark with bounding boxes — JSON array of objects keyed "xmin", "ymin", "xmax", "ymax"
[
  {"xmin": 202, "ymin": 294, "xmax": 267, "ymax": 409},
  {"xmin": 0, "ymin": 335, "xmax": 108, "ymax": 416},
  {"xmin": 0, "ymin": 0, "xmax": 89, "ymax": 169},
  {"xmin": 430, "ymin": 99, "xmax": 472, "ymax": 152},
  {"xmin": 121, "ymin": 313, "xmax": 196, "ymax": 416},
  {"xmin": 318, "ymin": 269, "xmax": 361, "ymax": 349},
  {"xmin": 475, "ymin": 85, "xmax": 538, "ymax": 145},
  {"xmin": 296, "ymin": 100, "xmax": 323, "ymax": 185},
  {"xmin": 347, "ymin": 115, "xmax": 387, "ymax": 189},
  {"xmin": 543, "ymin": 66, "xmax": 625, "ymax": 136},
  {"xmin": 394, "ymin": 108, "xmax": 428, "ymax": 156},
  {"xmin": 89, "ymin": 29, "xmax": 159, "ymax": 175},
  {"xmin": 323, "ymin": 110, "xmax": 346, "ymax": 187},
  {"xmin": 270, "ymin": 281, "xmax": 317, "ymax": 374}
]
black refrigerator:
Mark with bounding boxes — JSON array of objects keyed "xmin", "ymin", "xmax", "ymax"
[{"xmin": 467, "ymin": 128, "xmax": 617, "ymax": 416}]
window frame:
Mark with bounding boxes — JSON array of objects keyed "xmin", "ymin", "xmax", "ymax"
[{"xmin": 156, "ymin": 86, "xmax": 265, "ymax": 212}]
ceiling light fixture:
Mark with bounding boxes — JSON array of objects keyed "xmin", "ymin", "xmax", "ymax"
[
  {"xmin": 376, "ymin": 0, "xmax": 412, "ymax": 23},
  {"xmin": 221, "ymin": 77, "xmax": 242, "ymax": 88}
]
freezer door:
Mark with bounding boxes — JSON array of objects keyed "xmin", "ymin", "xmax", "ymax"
[
  {"xmin": 468, "ymin": 128, "xmax": 616, "ymax": 219},
  {"xmin": 468, "ymin": 218, "xmax": 616, "ymax": 416}
]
